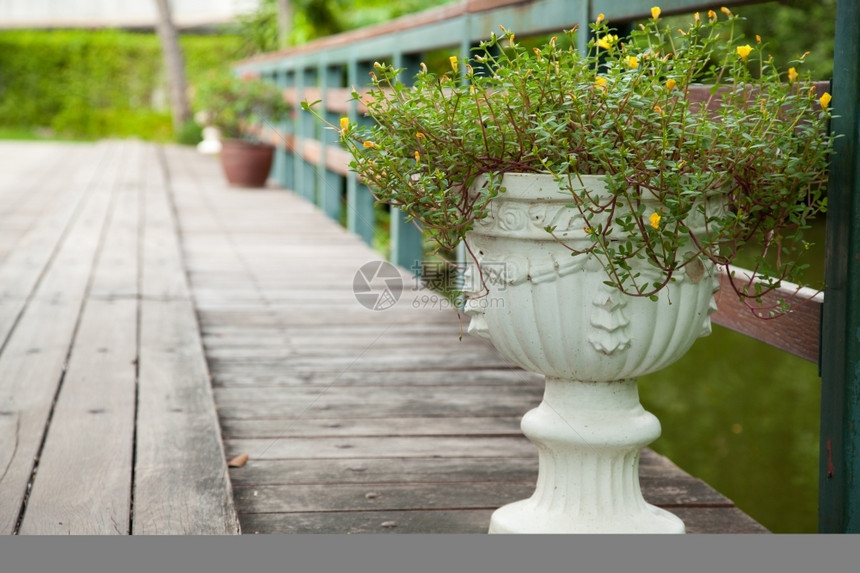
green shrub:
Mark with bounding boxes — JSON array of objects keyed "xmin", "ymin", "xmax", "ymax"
[{"xmin": 0, "ymin": 29, "xmax": 241, "ymax": 140}]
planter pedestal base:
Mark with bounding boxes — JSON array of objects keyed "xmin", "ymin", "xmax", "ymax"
[{"xmin": 488, "ymin": 377, "xmax": 684, "ymax": 534}]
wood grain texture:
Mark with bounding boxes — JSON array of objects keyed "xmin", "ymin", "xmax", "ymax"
[
  {"xmin": 18, "ymin": 143, "xmax": 141, "ymax": 535},
  {"xmin": 133, "ymin": 146, "xmax": 240, "ymax": 534},
  {"xmin": 711, "ymin": 267, "xmax": 822, "ymax": 363},
  {"xmin": 18, "ymin": 299, "xmax": 137, "ymax": 535},
  {"xmin": 0, "ymin": 142, "xmax": 120, "ymax": 534}
]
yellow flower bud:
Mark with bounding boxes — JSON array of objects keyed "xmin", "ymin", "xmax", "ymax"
[
  {"xmin": 651, "ymin": 6, "xmax": 661, "ymax": 20},
  {"xmin": 363, "ymin": 141, "xmax": 377, "ymax": 149},
  {"xmin": 414, "ymin": 151, "xmax": 420, "ymax": 161},
  {"xmin": 787, "ymin": 67, "xmax": 798, "ymax": 84},
  {"xmin": 820, "ymin": 92, "xmax": 832, "ymax": 110},
  {"xmin": 596, "ymin": 13, "xmax": 605, "ymax": 24},
  {"xmin": 449, "ymin": 56, "xmax": 458, "ymax": 72},
  {"xmin": 721, "ymin": 7, "xmax": 733, "ymax": 17},
  {"xmin": 708, "ymin": 10, "xmax": 717, "ymax": 20},
  {"xmin": 339, "ymin": 117, "xmax": 349, "ymax": 133},
  {"xmin": 694, "ymin": 12, "xmax": 700, "ymax": 24}
]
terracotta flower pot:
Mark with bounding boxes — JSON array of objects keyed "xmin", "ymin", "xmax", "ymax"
[{"xmin": 219, "ymin": 139, "xmax": 275, "ymax": 188}]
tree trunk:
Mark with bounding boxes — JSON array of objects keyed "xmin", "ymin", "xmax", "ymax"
[
  {"xmin": 276, "ymin": 0, "xmax": 293, "ymax": 49},
  {"xmin": 154, "ymin": 0, "xmax": 191, "ymax": 133}
]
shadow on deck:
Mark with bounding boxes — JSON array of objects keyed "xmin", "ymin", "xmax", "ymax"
[{"xmin": 0, "ymin": 140, "xmax": 766, "ymax": 534}]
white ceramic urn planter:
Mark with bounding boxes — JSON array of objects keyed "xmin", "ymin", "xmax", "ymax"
[{"xmin": 464, "ymin": 173, "xmax": 721, "ymax": 534}]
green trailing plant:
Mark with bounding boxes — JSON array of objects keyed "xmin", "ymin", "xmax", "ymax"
[
  {"xmin": 194, "ymin": 71, "xmax": 290, "ymax": 140},
  {"xmin": 305, "ymin": 7, "xmax": 834, "ymax": 315}
]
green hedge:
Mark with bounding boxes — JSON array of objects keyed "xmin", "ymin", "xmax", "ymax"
[{"xmin": 0, "ymin": 30, "xmax": 242, "ymax": 141}]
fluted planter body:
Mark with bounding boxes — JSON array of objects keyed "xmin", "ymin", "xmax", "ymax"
[{"xmin": 464, "ymin": 173, "xmax": 721, "ymax": 533}]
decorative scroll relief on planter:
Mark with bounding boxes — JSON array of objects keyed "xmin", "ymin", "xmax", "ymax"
[
  {"xmin": 588, "ymin": 283, "xmax": 631, "ymax": 356},
  {"xmin": 462, "ymin": 172, "xmax": 722, "ymax": 534}
]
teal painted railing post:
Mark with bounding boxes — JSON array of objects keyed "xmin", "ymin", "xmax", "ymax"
[
  {"xmin": 390, "ymin": 51, "xmax": 425, "ymax": 271},
  {"xmin": 319, "ymin": 61, "xmax": 344, "ymax": 221},
  {"xmin": 345, "ymin": 59, "xmax": 376, "ymax": 246},
  {"xmin": 295, "ymin": 67, "xmax": 317, "ymax": 203},
  {"xmin": 273, "ymin": 68, "xmax": 293, "ymax": 190},
  {"xmin": 819, "ymin": 0, "xmax": 860, "ymax": 534}
]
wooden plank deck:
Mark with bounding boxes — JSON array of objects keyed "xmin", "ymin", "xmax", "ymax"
[
  {"xmin": 0, "ymin": 141, "xmax": 239, "ymax": 535},
  {"xmin": 0, "ymin": 140, "xmax": 768, "ymax": 534}
]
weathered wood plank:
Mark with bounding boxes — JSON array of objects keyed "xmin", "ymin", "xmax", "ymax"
[
  {"xmin": 228, "ymin": 456, "xmax": 539, "ymax": 486},
  {"xmin": 216, "ymin": 388, "xmax": 540, "ymax": 420},
  {"xmin": 230, "ymin": 477, "xmax": 730, "ymax": 514},
  {"xmin": 224, "ymin": 436, "xmax": 538, "ymax": 461},
  {"xmin": 227, "ymin": 449, "xmax": 694, "ymax": 485},
  {"xmin": 238, "ymin": 505, "xmax": 770, "ymax": 534},
  {"xmin": 0, "ymin": 143, "xmax": 108, "ymax": 346},
  {"xmin": 18, "ymin": 299, "xmax": 137, "ymax": 535},
  {"xmin": 209, "ymin": 364, "xmax": 543, "ymax": 389},
  {"xmin": 220, "ymin": 415, "xmax": 526, "ymax": 439},
  {"xmin": 669, "ymin": 507, "xmax": 770, "ymax": 534},
  {"xmin": 238, "ymin": 509, "xmax": 496, "ymax": 534},
  {"xmin": 0, "ymin": 142, "xmax": 120, "ymax": 534},
  {"xmin": 215, "ymin": 384, "xmax": 541, "ymax": 410},
  {"xmin": 17, "ymin": 142, "xmax": 142, "ymax": 535},
  {"xmin": 133, "ymin": 145, "xmax": 240, "ymax": 535}
]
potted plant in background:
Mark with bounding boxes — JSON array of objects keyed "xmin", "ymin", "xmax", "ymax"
[
  {"xmin": 306, "ymin": 7, "xmax": 833, "ymax": 533},
  {"xmin": 195, "ymin": 71, "xmax": 290, "ymax": 187}
]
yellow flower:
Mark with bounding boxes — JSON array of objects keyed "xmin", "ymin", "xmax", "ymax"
[
  {"xmin": 736, "ymin": 45, "xmax": 753, "ymax": 60},
  {"xmin": 820, "ymin": 92, "xmax": 832, "ymax": 110},
  {"xmin": 627, "ymin": 56, "xmax": 639, "ymax": 69},
  {"xmin": 649, "ymin": 212, "xmax": 661, "ymax": 229},
  {"xmin": 653, "ymin": 105, "xmax": 664, "ymax": 116},
  {"xmin": 756, "ymin": 35, "xmax": 762, "ymax": 44},
  {"xmin": 721, "ymin": 7, "xmax": 733, "ymax": 17},
  {"xmin": 651, "ymin": 6, "xmax": 661, "ymax": 20},
  {"xmin": 665, "ymin": 78, "xmax": 677, "ymax": 90},
  {"xmin": 363, "ymin": 141, "xmax": 377, "ymax": 149},
  {"xmin": 787, "ymin": 67, "xmax": 798, "ymax": 84},
  {"xmin": 594, "ymin": 76, "xmax": 608, "ymax": 89},
  {"xmin": 708, "ymin": 9, "xmax": 717, "ymax": 20},
  {"xmin": 339, "ymin": 117, "xmax": 349, "ymax": 133},
  {"xmin": 416, "ymin": 132, "xmax": 425, "ymax": 139},
  {"xmin": 597, "ymin": 34, "xmax": 618, "ymax": 50},
  {"xmin": 449, "ymin": 56, "xmax": 458, "ymax": 72}
]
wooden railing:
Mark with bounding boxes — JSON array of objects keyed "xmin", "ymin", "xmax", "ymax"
[{"xmin": 234, "ymin": 0, "xmax": 860, "ymax": 533}]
